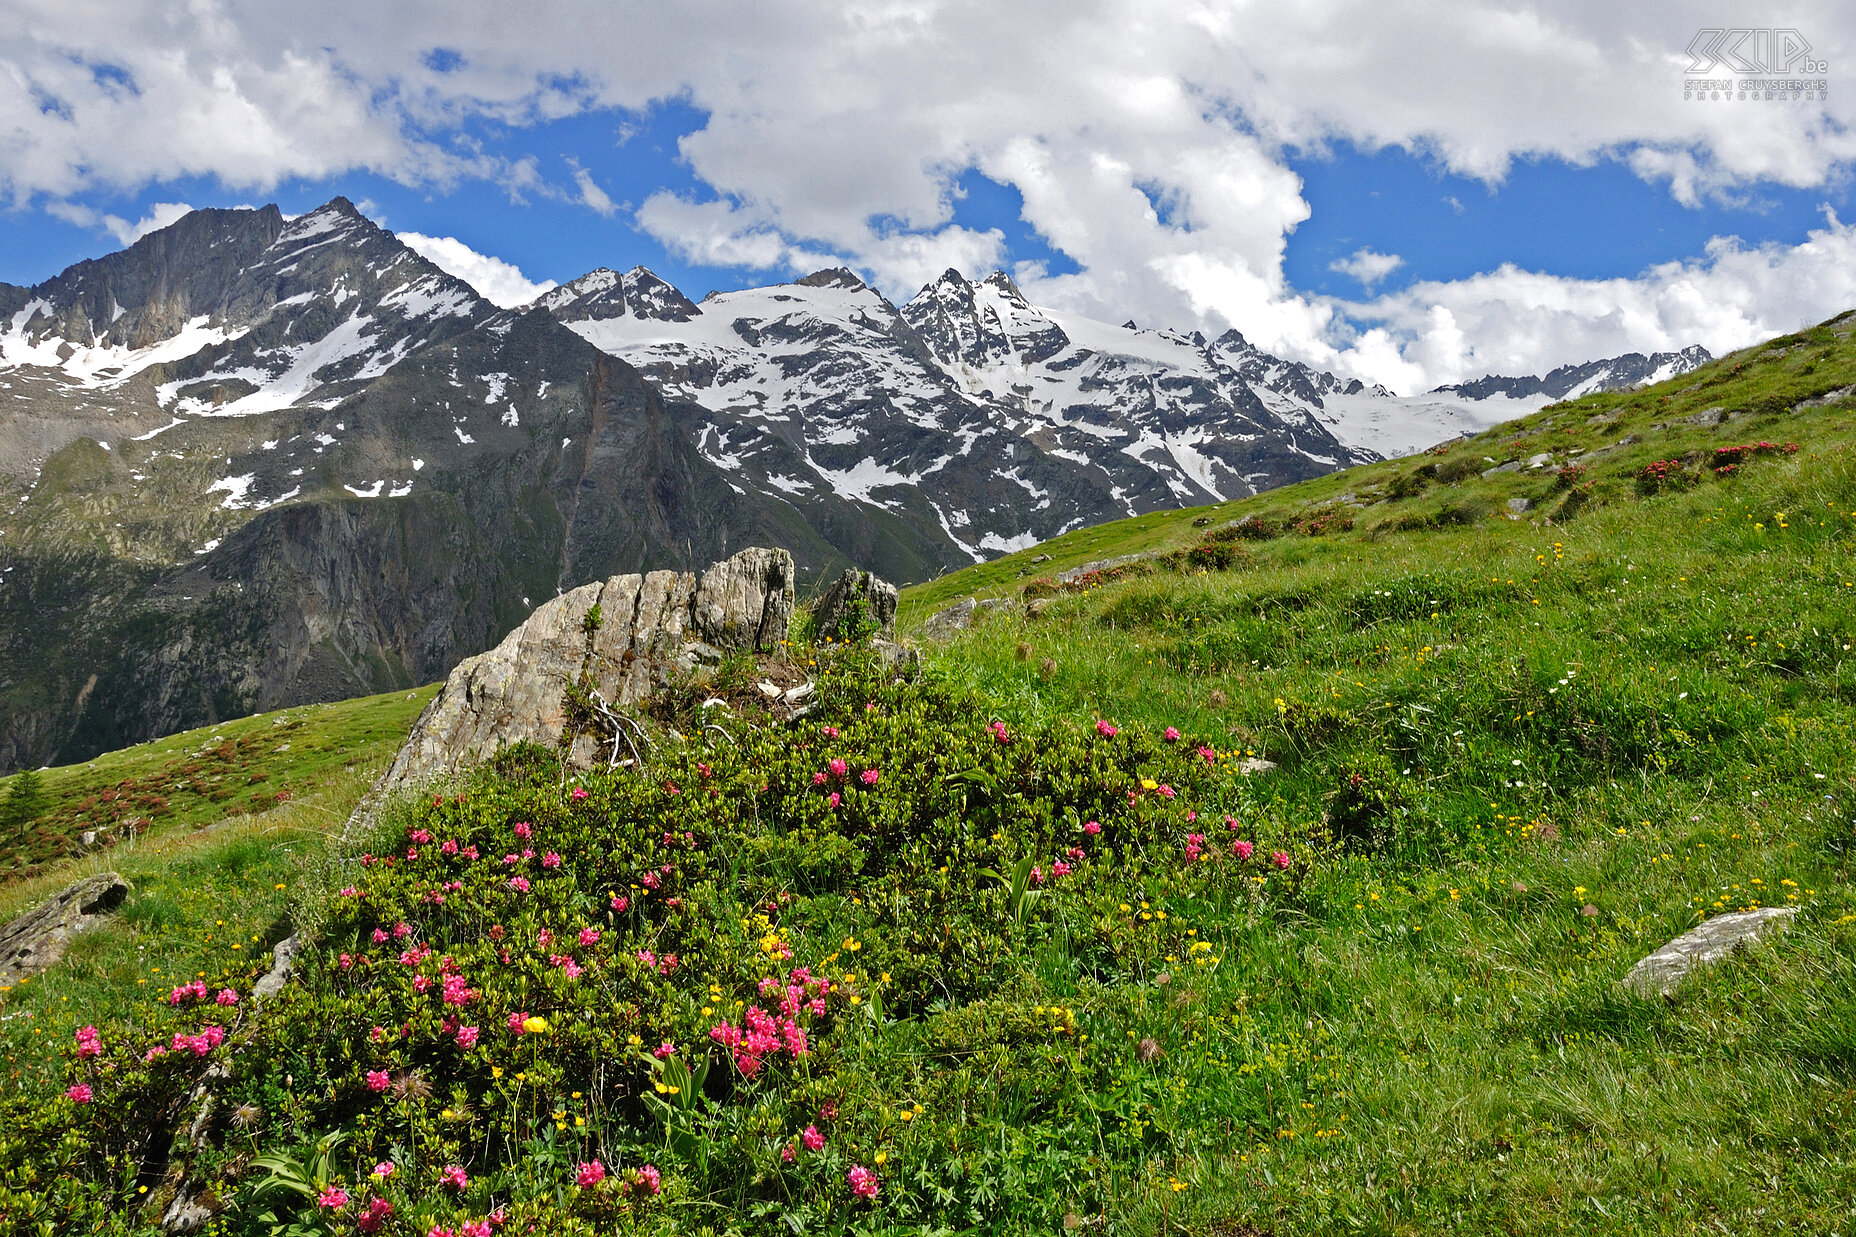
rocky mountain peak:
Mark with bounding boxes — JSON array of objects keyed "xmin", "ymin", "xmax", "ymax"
[
  {"xmin": 794, "ymin": 267, "xmax": 868, "ymax": 291},
  {"xmin": 900, "ymin": 266, "xmax": 1070, "ymax": 370},
  {"xmin": 535, "ymin": 266, "xmax": 701, "ymax": 324},
  {"xmin": 980, "ymin": 270, "xmax": 1030, "ymax": 303}
]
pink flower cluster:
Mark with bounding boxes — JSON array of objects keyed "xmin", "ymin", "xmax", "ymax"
[
  {"xmin": 441, "ymin": 1164, "xmax": 469, "ymax": 1190},
  {"xmin": 710, "ymin": 1003, "xmax": 809, "ymax": 1078},
  {"xmin": 74, "ymin": 1025, "xmax": 101, "ymax": 1059},
  {"xmin": 317, "ymin": 1187, "xmax": 348, "ymax": 1210},
  {"xmin": 66, "ymin": 1082, "xmax": 92, "ymax": 1103},
  {"xmin": 1096, "ymin": 719, "xmax": 1118, "ymax": 737},
  {"xmin": 167, "ymin": 979, "xmax": 209, "ymax": 1005},
  {"xmin": 576, "ymin": 1159, "xmax": 606, "ymax": 1187},
  {"xmin": 1185, "ymin": 833, "xmax": 1205, "ymax": 862},
  {"xmin": 989, "ymin": 721, "xmax": 1010, "ymax": 743},
  {"xmin": 357, "ymin": 1198, "xmax": 395, "ymax": 1233},
  {"xmin": 578, "ymin": 927, "xmax": 600, "ymax": 946},
  {"xmin": 633, "ymin": 949, "xmax": 678, "ymax": 975},
  {"xmin": 550, "ymin": 954, "xmax": 584, "ymax": 980},
  {"xmin": 849, "ymin": 1164, "xmax": 880, "ymax": 1197},
  {"xmin": 1163, "ymin": 726, "xmax": 1180, "ymax": 742},
  {"xmin": 169, "ymin": 1025, "xmax": 226, "ymax": 1057},
  {"xmin": 366, "ymin": 1069, "xmax": 391, "ymax": 1092},
  {"xmin": 442, "ymin": 974, "xmax": 477, "ymax": 1006}
]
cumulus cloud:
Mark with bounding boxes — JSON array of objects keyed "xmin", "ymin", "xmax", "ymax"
[
  {"xmin": 1329, "ymin": 248, "xmax": 1404, "ymax": 291},
  {"xmin": 5, "ymin": 1, "xmax": 1855, "ymax": 387},
  {"xmin": 46, "ymin": 200, "xmax": 194, "ymax": 246},
  {"xmin": 397, "ymin": 231, "xmax": 557, "ymax": 307}
]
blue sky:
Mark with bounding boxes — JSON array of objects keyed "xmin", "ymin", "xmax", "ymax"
[{"xmin": 4, "ymin": 3, "xmax": 1855, "ymax": 391}]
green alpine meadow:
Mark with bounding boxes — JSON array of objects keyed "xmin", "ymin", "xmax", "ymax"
[{"xmin": 2, "ymin": 315, "xmax": 1854, "ymax": 1236}]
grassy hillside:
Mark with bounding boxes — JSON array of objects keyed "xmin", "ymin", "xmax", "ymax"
[
  {"xmin": 0, "ymin": 688, "xmax": 434, "ymax": 1104},
  {"xmin": 2, "ymin": 314, "xmax": 1855, "ymax": 1235},
  {"xmin": 0, "ymin": 686, "xmax": 437, "ymax": 891}
]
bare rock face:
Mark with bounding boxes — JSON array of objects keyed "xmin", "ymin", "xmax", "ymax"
[
  {"xmin": 1623, "ymin": 906, "xmax": 1798, "ymax": 997},
  {"xmin": 813, "ymin": 568, "xmax": 899, "ymax": 641},
  {"xmin": 377, "ymin": 548, "xmax": 794, "ymax": 794},
  {"xmin": 0, "ymin": 872, "xmax": 130, "ymax": 985}
]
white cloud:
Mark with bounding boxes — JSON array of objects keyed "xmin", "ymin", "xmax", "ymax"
[
  {"xmin": 1315, "ymin": 213, "xmax": 1856, "ymax": 392},
  {"xmin": 46, "ymin": 200, "xmax": 193, "ymax": 246},
  {"xmin": 570, "ymin": 165, "xmax": 616, "ymax": 216},
  {"xmin": 5, "ymin": 2, "xmax": 1856, "ymax": 388},
  {"xmin": 397, "ymin": 232, "xmax": 557, "ymax": 308},
  {"xmin": 1329, "ymin": 248, "xmax": 1404, "ymax": 291}
]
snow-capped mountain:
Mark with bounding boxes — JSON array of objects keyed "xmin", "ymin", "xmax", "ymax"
[
  {"xmin": 0, "ymin": 200, "xmax": 818, "ymax": 771},
  {"xmin": 1431, "ymin": 346, "xmax": 1713, "ymax": 403},
  {"xmin": 542, "ymin": 265, "xmax": 1389, "ymax": 561}
]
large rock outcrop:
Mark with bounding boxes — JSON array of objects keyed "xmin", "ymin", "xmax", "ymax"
[
  {"xmin": 376, "ymin": 548, "xmax": 794, "ymax": 795},
  {"xmin": 0, "ymin": 872, "xmax": 130, "ymax": 985}
]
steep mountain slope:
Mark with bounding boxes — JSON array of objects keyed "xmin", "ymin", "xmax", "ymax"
[{"xmin": 0, "ymin": 201, "xmax": 825, "ymax": 772}]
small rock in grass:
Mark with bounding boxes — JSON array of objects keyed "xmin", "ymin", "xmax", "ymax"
[{"xmin": 1622, "ymin": 906, "xmax": 1797, "ymax": 997}]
